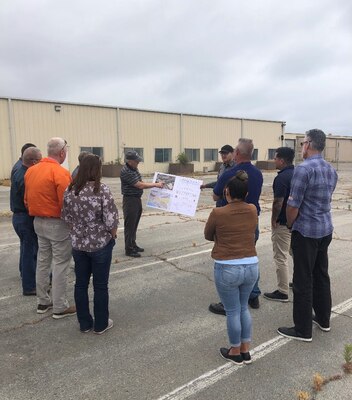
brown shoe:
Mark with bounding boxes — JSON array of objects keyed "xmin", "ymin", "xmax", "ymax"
[{"xmin": 52, "ymin": 305, "xmax": 77, "ymax": 319}]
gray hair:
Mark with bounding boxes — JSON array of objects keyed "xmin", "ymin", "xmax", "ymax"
[
  {"xmin": 306, "ymin": 129, "xmax": 326, "ymax": 152},
  {"xmin": 22, "ymin": 147, "xmax": 42, "ymax": 166},
  {"xmin": 47, "ymin": 137, "xmax": 66, "ymax": 156},
  {"xmin": 237, "ymin": 138, "xmax": 254, "ymax": 158}
]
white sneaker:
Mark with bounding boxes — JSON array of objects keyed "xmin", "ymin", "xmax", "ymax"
[{"xmin": 94, "ymin": 319, "xmax": 114, "ymax": 335}]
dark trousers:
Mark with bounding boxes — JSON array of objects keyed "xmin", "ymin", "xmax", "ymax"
[
  {"xmin": 72, "ymin": 239, "xmax": 115, "ymax": 332},
  {"xmin": 123, "ymin": 196, "xmax": 142, "ymax": 252},
  {"xmin": 12, "ymin": 212, "xmax": 38, "ymax": 292},
  {"xmin": 291, "ymin": 230, "xmax": 332, "ymax": 336}
]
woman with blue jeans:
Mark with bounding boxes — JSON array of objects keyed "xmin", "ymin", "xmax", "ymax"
[
  {"xmin": 61, "ymin": 154, "xmax": 119, "ymax": 334},
  {"xmin": 204, "ymin": 171, "xmax": 259, "ymax": 365}
]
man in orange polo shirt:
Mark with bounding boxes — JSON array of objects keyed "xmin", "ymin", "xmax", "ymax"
[{"xmin": 25, "ymin": 137, "xmax": 76, "ymax": 319}]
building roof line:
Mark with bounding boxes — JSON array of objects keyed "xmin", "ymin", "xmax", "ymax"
[{"xmin": 0, "ymin": 96, "xmax": 285, "ymax": 125}]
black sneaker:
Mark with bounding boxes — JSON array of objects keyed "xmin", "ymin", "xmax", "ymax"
[
  {"xmin": 289, "ymin": 282, "xmax": 293, "ymax": 289},
  {"xmin": 263, "ymin": 290, "xmax": 289, "ymax": 302},
  {"xmin": 125, "ymin": 250, "xmax": 141, "ymax": 258},
  {"xmin": 312, "ymin": 316, "xmax": 330, "ymax": 332},
  {"xmin": 248, "ymin": 296, "xmax": 260, "ymax": 309},
  {"xmin": 277, "ymin": 326, "xmax": 312, "ymax": 342},
  {"xmin": 134, "ymin": 246, "xmax": 144, "ymax": 252},
  {"xmin": 241, "ymin": 352, "xmax": 252, "ymax": 365},
  {"xmin": 37, "ymin": 303, "xmax": 53, "ymax": 314},
  {"xmin": 208, "ymin": 302, "xmax": 226, "ymax": 316},
  {"xmin": 220, "ymin": 348, "xmax": 243, "ymax": 365}
]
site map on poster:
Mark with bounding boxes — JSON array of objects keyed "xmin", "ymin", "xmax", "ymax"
[{"xmin": 146, "ymin": 172, "xmax": 202, "ymax": 217}]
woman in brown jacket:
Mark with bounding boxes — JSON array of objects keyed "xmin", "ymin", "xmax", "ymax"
[{"xmin": 204, "ymin": 170, "xmax": 259, "ymax": 365}]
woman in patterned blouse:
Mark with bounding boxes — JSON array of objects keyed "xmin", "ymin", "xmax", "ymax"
[{"xmin": 61, "ymin": 154, "xmax": 119, "ymax": 334}]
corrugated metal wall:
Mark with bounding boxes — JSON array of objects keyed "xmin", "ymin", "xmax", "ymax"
[{"xmin": 0, "ymin": 97, "xmax": 297, "ymax": 179}]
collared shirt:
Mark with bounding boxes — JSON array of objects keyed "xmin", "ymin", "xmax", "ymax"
[
  {"xmin": 204, "ymin": 160, "xmax": 235, "ymax": 189},
  {"xmin": 213, "ymin": 162, "xmax": 263, "ymax": 213},
  {"xmin": 11, "ymin": 158, "xmax": 23, "ymax": 179},
  {"xmin": 10, "ymin": 164, "xmax": 28, "ymax": 213},
  {"xmin": 24, "ymin": 158, "xmax": 71, "ymax": 218},
  {"xmin": 288, "ymin": 154, "xmax": 337, "ymax": 238},
  {"xmin": 273, "ymin": 165, "xmax": 294, "ymax": 225},
  {"xmin": 120, "ymin": 163, "xmax": 143, "ymax": 197},
  {"xmin": 61, "ymin": 182, "xmax": 119, "ymax": 252}
]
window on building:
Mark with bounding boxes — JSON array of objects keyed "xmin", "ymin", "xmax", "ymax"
[
  {"xmin": 204, "ymin": 148, "xmax": 218, "ymax": 162},
  {"xmin": 155, "ymin": 148, "xmax": 172, "ymax": 163},
  {"xmin": 124, "ymin": 147, "xmax": 144, "ymax": 161},
  {"xmin": 185, "ymin": 148, "xmax": 200, "ymax": 162},
  {"xmin": 251, "ymin": 148, "xmax": 258, "ymax": 161},
  {"xmin": 268, "ymin": 149, "xmax": 276, "ymax": 159},
  {"xmin": 80, "ymin": 147, "xmax": 104, "ymax": 160}
]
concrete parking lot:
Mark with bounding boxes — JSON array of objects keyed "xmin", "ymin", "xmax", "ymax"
[{"xmin": 0, "ymin": 166, "xmax": 351, "ymax": 400}]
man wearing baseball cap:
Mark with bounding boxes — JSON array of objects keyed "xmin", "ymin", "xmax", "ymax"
[
  {"xmin": 200, "ymin": 145, "xmax": 235, "ymax": 199},
  {"xmin": 120, "ymin": 151, "xmax": 163, "ymax": 257}
]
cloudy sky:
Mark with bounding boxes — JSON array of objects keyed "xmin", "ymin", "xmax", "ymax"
[{"xmin": 1, "ymin": 0, "xmax": 351, "ymax": 135}]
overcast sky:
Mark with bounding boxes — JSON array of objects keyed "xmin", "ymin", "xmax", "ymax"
[{"xmin": 1, "ymin": 0, "xmax": 351, "ymax": 135}]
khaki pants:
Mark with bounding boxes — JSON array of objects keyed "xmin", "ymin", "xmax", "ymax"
[
  {"xmin": 271, "ymin": 224, "xmax": 291, "ymax": 295},
  {"xmin": 34, "ymin": 217, "xmax": 72, "ymax": 313}
]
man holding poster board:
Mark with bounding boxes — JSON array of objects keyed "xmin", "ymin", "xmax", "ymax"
[{"xmin": 120, "ymin": 151, "xmax": 163, "ymax": 258}]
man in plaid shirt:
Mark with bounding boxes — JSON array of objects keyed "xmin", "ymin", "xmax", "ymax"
[{"xmin": 277, "ymin": 129, "xmax": 338, "ymax": 342}]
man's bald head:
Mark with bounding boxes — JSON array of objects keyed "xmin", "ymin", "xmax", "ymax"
[{"xmin": 22, "ymin": 147, "xmax": 42, "ymax": 168}]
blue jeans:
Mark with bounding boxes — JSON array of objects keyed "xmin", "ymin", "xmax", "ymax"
[
  {"xmin": 215, "ymin": 262, "xmax": 259, "ymax": 347},
  {"xmin": 72, "ymin": 239, "xmax": 115, "ymax": 332},
  {"xmin": 12, "ymin": 213, "xmax": 38, "ymax": 292}
]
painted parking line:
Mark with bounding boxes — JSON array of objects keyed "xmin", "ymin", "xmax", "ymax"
[
  {"xmin": 110, "ymin": 248, "xmax": 212, "ymax": 275},
  {"xmin": 156, "ymin": 297, "xmax": 352, "ymax": 400},
  {"xmin": 0, "ymin": 248, "xmax": 213, "ymax": 302}
]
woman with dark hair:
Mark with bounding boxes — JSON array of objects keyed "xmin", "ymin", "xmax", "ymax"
[
  {"xmin": 62, "ymin": 154, "xmax": 119, "ymax": 334},
  {"xmin": 204, "ymin": 170, "xmax": 258, "ymax": 365}
]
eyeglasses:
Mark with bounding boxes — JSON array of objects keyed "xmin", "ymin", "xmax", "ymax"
[
  {"xmin": 300, "ymin": 141, "xmax": 311, "ymax": 147},
  {"xmin": 61, "ymin": 140, "xmax": 69, "ymax": 152}
]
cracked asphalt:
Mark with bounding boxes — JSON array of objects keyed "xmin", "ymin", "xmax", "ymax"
[{"xmin": 0, "ymin": 166, "xmax": 351, "ymax": 400}]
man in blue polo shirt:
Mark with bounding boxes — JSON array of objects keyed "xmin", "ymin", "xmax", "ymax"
[
  {"xmin": 264, "ymin": 147, "xmax": 295, "ymax": 302},
  {"xmin": 208, "ymin": 138, "xmax": 263, "ymax": 314},
  {"xmin": 278, "ymin": 129, "xmax": 338, "ymax": 342}
]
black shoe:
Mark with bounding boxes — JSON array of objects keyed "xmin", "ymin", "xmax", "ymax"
[
  {"xmin": 134, "ymin": 246, "xmax": 144, "ymax": 252},
  {"xmin": 23, "ymin": 290, "xmax": 36, "ymax": 296},
  {"xmin": 241, "ymin": 352, "xmax": 252, "ymax": 365},
  {"xmin": 248, "ymin": 297, "xmax": 260, "ymax": 309},
  {"xmin": 289, "ymin": 282, "xmax": 293, "ymax": 289},
  {"xmin": 37, "ymin": 303, "xmax": 53, "ymax": 314},
  {"xmin": 219, "ymin": 348, "xmax": 243, "ymax": 365},
  {"xmin": 313, "ymin": 316, "xmax": 330, "ymax": 332},
  {"xmin": 263, "ymin": 290, "xmax": 288, "ymax": 303},
  {"xmin": 208, "ymin": 302, "xmax": 226, "ymax": 316},
  {"xmin": 125, "ymin": 250, "xmax": 141, "ymax": 258},
  {"xmin": 277, "ymin": 326, "xmax": 312, "ymax": 342}
]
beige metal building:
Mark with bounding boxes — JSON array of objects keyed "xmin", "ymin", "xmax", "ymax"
[{"xmin": 0, "ymin": 97, "xmax": 287, "ymax": 179}]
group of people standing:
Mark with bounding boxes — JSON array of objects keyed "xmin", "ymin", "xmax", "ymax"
[
  {"xmin": 203, "ymin": 129, "xmax": 337, "ymax": 365},
  {"xmin": 10, "ymin": 129, "xmax": 337, "ymax": 354}
]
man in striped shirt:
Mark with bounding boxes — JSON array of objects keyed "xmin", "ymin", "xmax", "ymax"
[{"xmin": 120, "ymin": 151, "xmax": 163, "ymax": 258}]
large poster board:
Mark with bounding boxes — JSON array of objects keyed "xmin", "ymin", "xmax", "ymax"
[{"xmin": 146, "ymin": 172, "xmax": 202, "ymax": 217}]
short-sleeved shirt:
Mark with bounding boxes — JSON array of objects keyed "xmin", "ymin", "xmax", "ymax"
[
  {"xmin": 10, "ymin": 164, "xmax": 28, "ymax": 213},
  {"xmin": 213, "ymin": 162, "xmax": 263, "ymax": 214},
  {"xmin": 288, "ymin": 154, "xmax": 337, "ymax": 238},
  {"xmin": 24, "ymin": 158, "xmax": 71, "ymax": 218},
  {"xmin": 120, "ymin": 163, "xmax": 143, "ymax": 197},
  {"xmin": 204, "ymin": 161, "xmax": 235, "ymax": 189},
  {"xmin": 273, "ymin": 165, "xmax": 294, "ymax": 225},
  {"xmin": 61, "ymin": 182, "xmax": 119, "ymax": 252}
]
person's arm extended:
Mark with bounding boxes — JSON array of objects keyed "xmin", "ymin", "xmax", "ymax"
[
  {"xmin": 134, "ymin": 181, "xmax": 163, "ymax": 189},
  {"xmin": 271, "ymin": 197, "xmax": 284, "ymax": 229},
  {"xmin": 286, "ymin": 205, "xmax": 299, "ymax": 229}
]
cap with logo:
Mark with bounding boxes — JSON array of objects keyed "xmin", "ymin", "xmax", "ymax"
[
  {"xmin": 219, "ymin": 145, "xmax": 234, "ymax": 154},
  {"xmin": 125, "ymin": 150, "xmax": 143, "ymax": 162}
]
